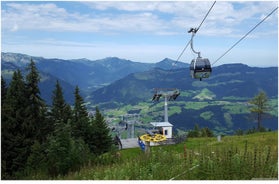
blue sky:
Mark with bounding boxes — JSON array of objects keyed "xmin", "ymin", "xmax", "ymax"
[{"xmin": 1, "ymin": 1, "xmax": 278, "ymax": 66}]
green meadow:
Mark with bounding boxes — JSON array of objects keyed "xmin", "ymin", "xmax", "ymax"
[{"xmin": 55, "ymin": 131, "xmax": 278, "ymax": 180}]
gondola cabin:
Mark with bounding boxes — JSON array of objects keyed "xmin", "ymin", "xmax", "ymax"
[{"xmin": 190, "ymin": 57, "xmax": 212, "ymax": 81}]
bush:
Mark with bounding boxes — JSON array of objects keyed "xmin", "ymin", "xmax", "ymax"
[
  {"xmin": 187, "ymin": 124, "xmax": 214, "ymax": 138},
  {"xmin": 201, "ymin": 127, "xmax": 214, "ymax": 137},
  {"xmin": 235, "ymin": 128, "xmax": 244, "ymax": 136},
  {"xmin": 25, "ymin": 141, "xmax": 47, "ymax": 176},
  {"xmin": 46, "ymin": 124, "xmax": 91, "ymax": 177}
]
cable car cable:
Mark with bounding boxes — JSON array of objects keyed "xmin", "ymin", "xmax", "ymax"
[
  {"xmin": 162, "ymin": 1, "xmax": 216, "ymax": 82},
  {"xmin": 166, "ymin": 1, "xmax": 216, "ymax": 73},
  {"xmin": 174, "ymin": 40, "xmax": 191, "ymax": 66},
  {"xmin": 196, "ymin": 1, "xmax": 216, "ymax": 33},
  {"xmin": 188, "ymin": 1, "xmax": 216, "ymax": 80},
  {"xmin": 211, "ymin": 6, "xmax": 278, "ymax": 66}
]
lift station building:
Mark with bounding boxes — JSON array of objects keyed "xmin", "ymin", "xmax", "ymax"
[{"xmin": 150, "ymin": 122, "xmax": 173, "ymax": 139}]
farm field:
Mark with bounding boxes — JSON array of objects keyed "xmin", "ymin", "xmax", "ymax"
[{"xmin": 58, "ymin": 131, "xmax": 278, "ymax": 180}]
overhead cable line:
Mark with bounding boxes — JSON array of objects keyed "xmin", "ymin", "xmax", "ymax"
[
  {"xmin": 212, "ymin": 6, "xmax": 278, "ymax": 66},
  {"xmin": 196, "ymin": 1, "xmax": 216, "ymax": 33},
  {"xmin": 170, "ymin": 1, "xmax": 216, "ymax": 69},
  {"xmin": 175, "ymin": 40, "xmax": 191, "ymax": 64}
]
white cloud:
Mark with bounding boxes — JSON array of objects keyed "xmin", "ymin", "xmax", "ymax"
[
  {"xmin": 85, "ymin": 1, "xmax": 278, "ymax": 37},
  {"xmin": 85, "ymin": 1, "xmax": 163, "ymax": 12},
  {"xmin": 1, "ymin": 1, "xmax": 277, "ymax": 66},
  {"xmin": 11, "ymin": 23, "xmax": 18, "ymax": 32},
  {"xmin": 2, "ymin": 1, "xmax": 277, "ymax": 36},
  {"xmin": 2, "ymin": 2, "xmax": 173, "ymax": 34}
]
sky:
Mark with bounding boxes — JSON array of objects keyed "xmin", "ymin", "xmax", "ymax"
[{"xmin": 1, "ymin": 0, "xmax": 278, "ymax": 67}]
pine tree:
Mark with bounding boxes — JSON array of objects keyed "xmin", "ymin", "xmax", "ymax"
[
  {"xmin": 45, "ymin": 82, "xmax": 92, "ymax": 177},
  {"xmin": 72, "ymin": 86, "xmax": 89, "ymax": 139},
  {"xmin": 51, "ymin": 80, "xmax": 72, "ymax": 128},
  {"xmin": 1, "ymin": 70, "xmax": 29, "ymax": 178},
  {"xmin": 71, "ymin": 86, "xmax": 98, "ymax": 154},
  {"xmin": 73, "ymin": 86, "xmax": 88, "ymax": 120},
  {"xmin": 46, "ymin": 123, "xmax": 91, "ymax": 177},
  {"xmin": 187, "ymin": 124, "xmax": 201, "ymax": 138},
  {"xmin": 46, "ymin": 123, "xmax": 73, "ymax": 177},
  {"xmin": 25, "ymin": 59, "xmax": 47, "ymax": 142},
  {"xmin": 26, "ymin": 140, "xmax": 46, "ymax": 175},
  {"xmin": 1, "ymin": 76, "xmax": 7, "ymax": 106},
  {"xmin": 91, "ymin": 107, "xmax": 113, "ymax": 155},
  {"xmin": 46, "ymin": 81, "xmax": 73, "ymax": 177},
  {"xmin": 201, "ymin": 127, "xmax": 214, "ymax": 137}
]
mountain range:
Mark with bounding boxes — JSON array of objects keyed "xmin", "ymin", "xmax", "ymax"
[
  {"xmin": 1, "ymin": 52, "xmax": 188, "ymax": 104},
  {"xmin": 1, "ymin": 52, "xmax": 278, "ymax": 134}
]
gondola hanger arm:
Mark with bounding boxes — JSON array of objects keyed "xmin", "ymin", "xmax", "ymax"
[{"xmin": 188, "ymin": 28, "xmax": 201, "ymax": 58}]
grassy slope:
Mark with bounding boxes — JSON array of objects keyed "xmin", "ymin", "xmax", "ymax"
[{"xmin": 61, "ymin": 131, "xmax": 278, "ymax": 180}]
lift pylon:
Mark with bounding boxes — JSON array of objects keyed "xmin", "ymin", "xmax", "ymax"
[{"xmin": 151, "ymin": 88, "xmax": 180, "ymax": 122}]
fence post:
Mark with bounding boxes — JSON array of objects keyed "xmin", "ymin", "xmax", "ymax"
[{"xmin": 217, "ymin": 135, "xmax": 221, "ymax": 142}]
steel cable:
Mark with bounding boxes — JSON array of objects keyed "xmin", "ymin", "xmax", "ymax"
[{"xmin": 212, "ymin": 6, "xmax": 278, "ymax": 66}]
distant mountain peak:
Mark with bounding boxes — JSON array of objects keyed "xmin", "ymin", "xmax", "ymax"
[
  {"xmin": 155, "ymin": 58, "xmax": 189, "ymax": 70},
  {"xmin": 160, "ymin": 58, "xmax": 175, "ymax": 63},
  {"xmin": 1, "ymin": 52, "xmax": 38, "ymax": 65}
]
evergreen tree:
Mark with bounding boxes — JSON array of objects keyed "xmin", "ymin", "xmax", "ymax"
[
  {"xmin": 45, "ymin": 81, "xmax": 74, "ymax": 177},
  {"xmin": 1, "ymin": 76, "xmax": 7, "ymax": 106},
  {"xmin": 71, "ymin": 86, "xmax": 100, "ymax": 155},
  {"xmin": 188, "ymin": 123, "xmax": 200, "ymax": 138},
  {"xmin": 69, "ymin": 138, "xmax": 91, "ymax": 172},
  {"xmin": 46, "ymin": 85, "xmax": 92, "ymax": 177},
  {"xmin": 72, "ymin": 86, "xmax": 89, "ymax": 139},
  {"xmin": 91, "ymin": 107, "xmax": 113, "ymax": 155},
  {"xmin": 51, "ymin": 80, "xmax": 72, "ymax": 128},
  {"xmin": 73, "ymin": 86, "xmax": 88, "ymax": 120},
  {"xmin": 46, "ymin": 123, "xmax": 73, "ymax": 177},
  {"xmin": 25, "ymin": 59, "xmax": 47, "ymax": 142},
  {"xmin": 1, "ymin": 70, "xmax": 29, "ymax": 178},
  {"xmin": 46, "ymin": 123, "xmax": 91, "ymax": 177},
  {"xmin": 201, "ymin": 127, "xmax": 214, "ymax": 137},
  {"xmin": 26, "ymin": 140, "xmax": 46, "ymax": 175}
]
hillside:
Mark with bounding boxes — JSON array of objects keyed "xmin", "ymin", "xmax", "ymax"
[
  {"xmin": 91, "ymin": 64, "xmax": 277, "ymax": 104},
  {"xmin": 56, "ymin": 132, "xmax": 278, "ymax": 180},
  {"xmin": 91, "ymin": 64, "xmax": 278, "ymax": 134}
]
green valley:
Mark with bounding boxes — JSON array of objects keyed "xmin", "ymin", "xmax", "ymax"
[{"xmin": 99, "ymin": 89, "xmax": 277, "ymax": 137}]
